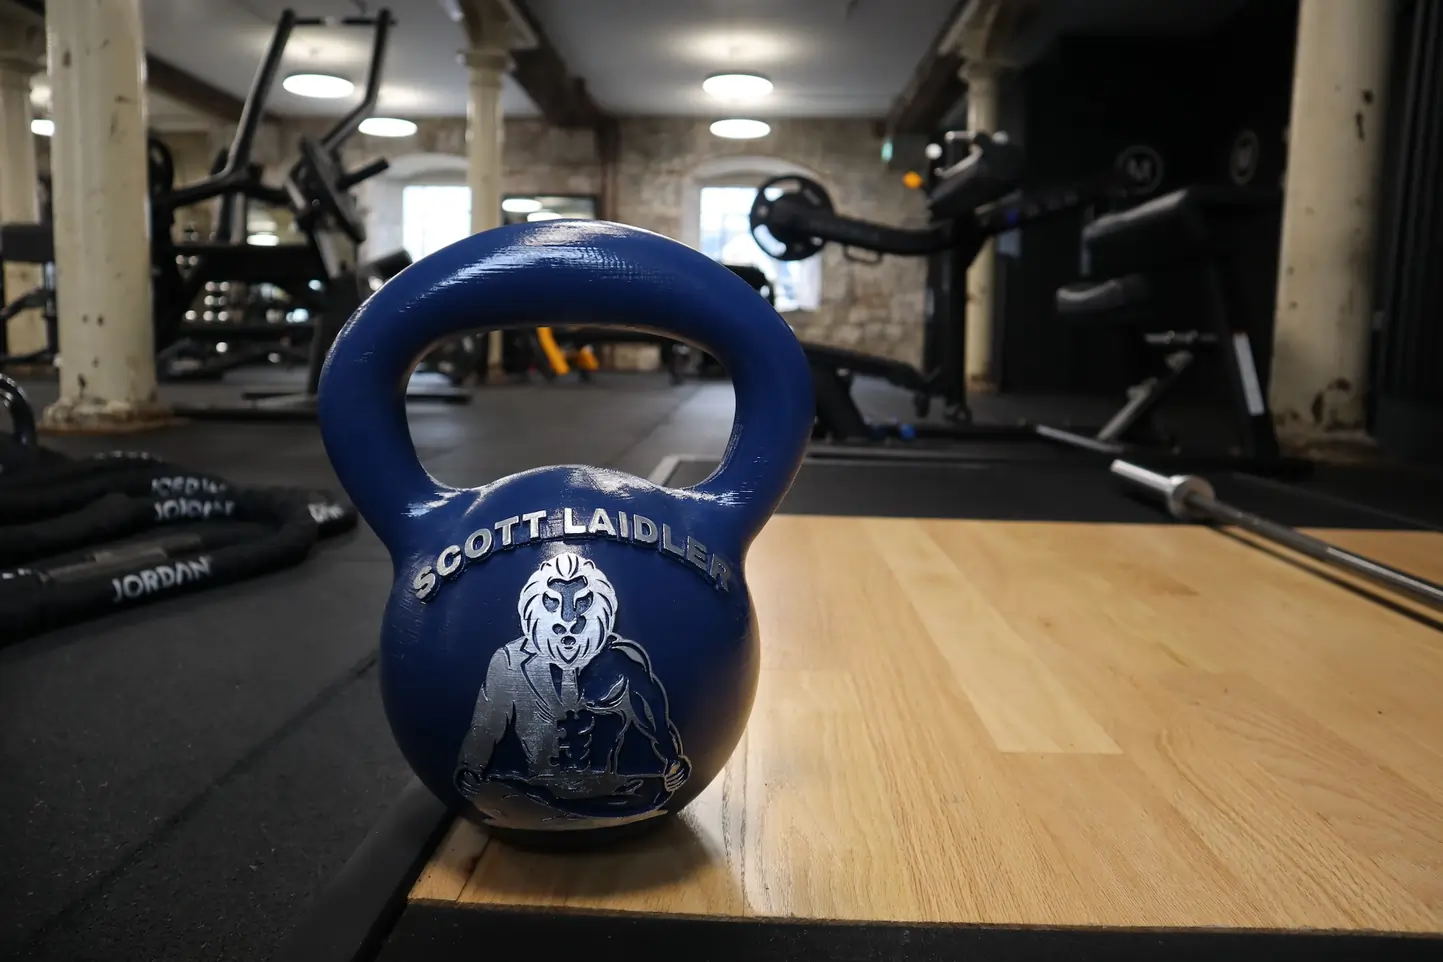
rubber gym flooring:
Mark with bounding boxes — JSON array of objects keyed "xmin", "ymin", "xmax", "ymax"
[{"xmin": 2, "ymin": 372, "xmax": 1440, "ymax": 962}]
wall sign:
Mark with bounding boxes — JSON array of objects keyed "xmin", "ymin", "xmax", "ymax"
[
  {"xmin": 1229, "ymin": 129, "xmax": 1260, "ymax": 185},
  {"xmin": 1114, "ymin": 145, "xmax": 1165, "ymax": 195}
]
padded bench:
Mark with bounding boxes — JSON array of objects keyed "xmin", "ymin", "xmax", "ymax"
[
  {"xmin": 803, "ymin": 342, "xmax": 929, "ymax": 393},
  {"xmin": 1055, "ymin": 273, "xmax": 1152, "ymax": 320},
  {"xmin": 1042, "ymin": 184, "xmax": 1284, "ymax": 462},
  {"xmin": 1083, "ymin": 186, "xmax": 1281, "ymax": 276}
]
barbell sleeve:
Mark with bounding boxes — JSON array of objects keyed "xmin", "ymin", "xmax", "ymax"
[
  {"xmin": 1110, "ymin": 460, "xmax": 1443, "ymax": 612},
  {"xmin": 1108, "ymin": 459, "xmax": 1216, "ymax": 522}
]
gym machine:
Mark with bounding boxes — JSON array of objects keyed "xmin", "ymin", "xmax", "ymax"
[
  {"xmin": 1, "ymin": 372, "xmax": 36, "ymax": 451},
  {"xmin": 170, "ymin": 169, "xmax": 446, "ymax": 422},
  {"xmin": 750, "ymin": 132, "xmax": 1100, "ymax": 444},
  {"xmin": 0, "ymin": 178, "xmax": 55, "ymax": 369},
  {"xmin": 753, "ymin": 134, "xmax": 1295, "ymax": 474},
  {"xmin": 0, "ymin": 225, "xmax": 55, "ymax": 368},
  {"xmin": 155, "ymin": 9, "xmax": 468, "ymax": 419},
  {"xmin": 151, "ymin": 12, "xmax": 398, "ymax": 386},
  {"xmin": 150, "ymin": 131, "xmax": 319, "ymax": 382},
  {"xmin": 1047, "ymin": 187, "xmax": 1286, "ymax": 466}
]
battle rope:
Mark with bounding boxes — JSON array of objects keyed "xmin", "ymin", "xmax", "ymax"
[{"xmin": 1, "ymin": 441, "xmax": 356, "ymax": 643}]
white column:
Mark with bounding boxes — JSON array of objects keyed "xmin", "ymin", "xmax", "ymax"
[
  {"xmin": 1270, "ymin": 0, "xmax": 1394, "ymax": 442},
  {"xmin": 43, "ymin": 0, "xmax": 161, "ymax": 427},
  {"xmin": 962, "ymin": 61, "xmax": 1000, "ymax": 391},
  {"xmin": 465, "ymin": 45, "xmax": 511, "ymax": 377},
  {"xmin": 0, "ymin": 13, "xmax": 46, "ymax": 356},
  {"xmin": 466, "ymin": 48, "xmax": 509, "ymax": 236}
]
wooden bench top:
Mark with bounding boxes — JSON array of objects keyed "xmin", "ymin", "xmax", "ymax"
[{"xmin": 408, "ymin": 516, "xmax": 1443, "ymax": 933}]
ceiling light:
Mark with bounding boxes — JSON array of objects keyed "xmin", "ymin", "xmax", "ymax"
[
  {"xmin": 502, "ymin": 197, "xmax": 543, "ymax": 214},
  {"xmin": 710, "ymin": 118, "xmax": 771, "ymax": 140},
  {"xmin": 247, "ymin": 232, "xmax": 280, "ymax": 246},
  {"xmin": 31, "ymin": 118, "xmax": 54, "ymax": 137},
  {"xmin": 703, "ymin": 73, "xmax": 773, "ymax": 102},
  {"xmin": 359, "ymin": 117, "xmax": 417, "ymax": 137},
  {"xmin": 282, "ymin": 73, "xmax": 354, "ymax": 99},
  {"xmin": 527, "ymin": 211, "xmax": 564, "ymax": 222}
]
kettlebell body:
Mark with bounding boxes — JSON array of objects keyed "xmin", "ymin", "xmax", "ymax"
[{"xmin": 318, "ymin": 222, "xmax": 813, "ymax": 839}]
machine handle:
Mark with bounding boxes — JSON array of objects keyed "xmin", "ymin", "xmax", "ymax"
[
  {"xmin": 339, "ymin": 158, "xmax": 391, "ymax": 191},
  {"xmin": 764, "ymin": 198, "xmax": 957, "ymax": 257}
]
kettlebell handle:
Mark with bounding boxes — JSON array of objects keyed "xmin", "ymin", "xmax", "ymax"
[{"xmin": 317, "ymin": 221, "xmax": 814, "ymax": 553}]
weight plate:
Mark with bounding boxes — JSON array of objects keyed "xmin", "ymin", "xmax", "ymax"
[{"xmin": 750, "ymin": 175, "xmax": 834, "ymax": 262}]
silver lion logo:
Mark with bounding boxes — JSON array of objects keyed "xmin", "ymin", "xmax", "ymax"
[{"xmin": 453, "ymin": 551, "xmax": 691, "ymax": 829}]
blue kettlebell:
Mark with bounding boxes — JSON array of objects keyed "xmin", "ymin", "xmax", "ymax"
[{"xmin": 318, "ymin": 221, "xmax": 813, "ymax": 841}]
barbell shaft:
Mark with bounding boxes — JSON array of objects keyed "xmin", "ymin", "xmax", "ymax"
[
  {"xmin": 1110, "ymin": 460, "xmax": 1443, "ymax": 612},
  {"xmin": 1199, "ymin": 496, "xmax": 1443, "ymax": 610}
]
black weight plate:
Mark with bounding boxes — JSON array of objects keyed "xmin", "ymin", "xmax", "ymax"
[{"xmin": 750, "ymin": 175, "xmax": 834, "ymax": 262}]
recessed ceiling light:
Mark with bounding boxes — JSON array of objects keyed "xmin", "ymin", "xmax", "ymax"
[
  {"xmin": 31, "ymin": 118, "xmax": 54, "ymax": 137},
  {"xmin": 710, "ymin": 118, "xmax": 771, "ymax": 140},
  {"xmin": 502, "ymin": 197, "xmax": 544, "ymax": 214},
  {"xmin": 527, "ymin": 210, "xmax": 564, "ymax": 222},
  {"xmin": 358, "ymin": 117, "xmax": 417, "ymax": 137},
  {"xmin": 282, "ymin": 73, "xmax": 355, "ymax": 99},
  {"xmin": 703, "ymin": 73, "xmax": 773, "ymax": 102}
]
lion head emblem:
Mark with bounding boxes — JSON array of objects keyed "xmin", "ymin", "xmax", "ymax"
[{"xmin": 518, "ymin": 551, "xmax": 616, "ymax": 670}]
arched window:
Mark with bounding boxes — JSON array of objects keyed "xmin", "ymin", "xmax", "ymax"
[
  {"xmin": 360, "ymin": 153, "xmax": 470, "ymax": 263},
  {"xmin": 681, "ymin": 156, "xmax": 824, "ymax": 313}
]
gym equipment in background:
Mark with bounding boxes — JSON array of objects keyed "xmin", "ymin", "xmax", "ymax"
[
  {"xmin": 532, "ymin": 328, "xmax": 600, "ymax": 381},
  {"xmin": 753, "ymin": 133, "xmax": 1292, "ymax": 475},
  {"xmin": 0, "ymin": 176, "xmax": 55, "ymax": 369},
  {"xmin": 0, "ymin": 373, "xmax": 36, "ymax": 452},
  {"xmin": 150, "ymin": 10, "xmax": 439, "ymax": 400},
  {"xmin": 1047, "ymin": 187, "xmax": 1284, "ymax": 465},
  {"xmin": 171, "ymin": 248, "xmax": 447, "ymax": 421},
  {"xmin": 316, "ymin": 221, "xmax": 813, "ymax": 841},
  {"xmin": 751, "ymin": 132, "xmax": 1105, "ymax": 443},
  {"xmin": 160, "ymin": 11, "xmax": 469, "ymax": 420},
  {"xmin": 1112, "ymin": 459, "xmax": 1443, "ymax": 612},
  {"xmin": 0, "ymin": 224, "xmax": 55, "ymax": 368},
  {"xmin": 147, "ymin": 9, "xmax": 328, "ymax": 359}
]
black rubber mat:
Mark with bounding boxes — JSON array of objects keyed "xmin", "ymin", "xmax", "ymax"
[
  {"xmin": 376, "ymin": 903, "xmax": 1441, "ymax": 962},
  {"xmin": 1, "ymin": 373, "xmax": 701, "ymax": 962},
  {"xmin": 661, "ymin": 456, "xmax": 1441, "ymax": 529}
]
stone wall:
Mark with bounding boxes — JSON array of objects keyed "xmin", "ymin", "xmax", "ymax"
[
  {"xmin": 327, "ymin": 117, "xmax": 929, "ymax": 364},
  {"xmin": 612, "ymin": 119, "xmax": 928, "ymax": 364}
]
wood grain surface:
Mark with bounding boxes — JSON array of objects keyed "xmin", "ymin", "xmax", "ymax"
[{"xmin": 411, "ymin": 518, "xmax": 1443, "ymax": 932}]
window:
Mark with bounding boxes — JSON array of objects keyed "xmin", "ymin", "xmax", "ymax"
[
  {"xmin": 402, "ymin": 185, "xmax": 472, "ymax": 261},
  {"xmin": 698, "ymin": 185, "xmax": 821, "ymax": 313},
  {"xmin": 500, "ymin": 194, "xmax": 599, "ymax": 226}
]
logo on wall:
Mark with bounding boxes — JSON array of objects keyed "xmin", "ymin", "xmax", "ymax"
[
  {"xmin": 1230, "ymin": 129, "xmax": 1260, "ymax": 186},
  {"xmin": 1114, "ymin": 145, "xmax": 1165, "ymax": 196},
  {"xmin": 452, "ymin": 551, "xmax": 691, "ymax": 830}
]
